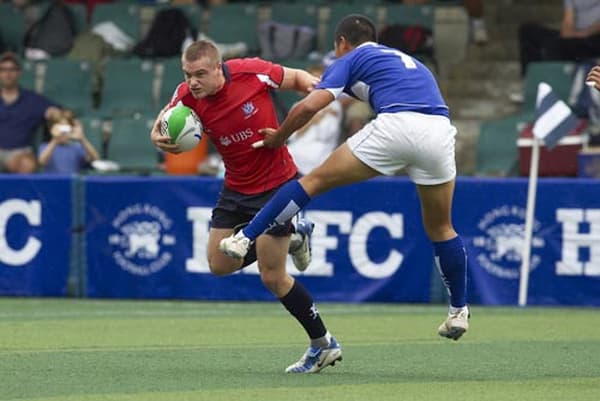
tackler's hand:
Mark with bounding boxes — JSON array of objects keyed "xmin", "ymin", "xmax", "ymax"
[
  {"xmin": 252, "ymin": 128, "xmax": 286, "ymax": 149},
  {"xmin": 585, "ymin": 66, "xmax": 600, "ymax": 90}
]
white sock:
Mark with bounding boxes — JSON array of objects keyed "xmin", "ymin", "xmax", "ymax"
[
  {"xmin": 311, "ymin": 331, "xmax": 331, "ymax": 348},
  {"xmin": 449, "ymin": 305, "xmax": 468, "ymax": 315}
]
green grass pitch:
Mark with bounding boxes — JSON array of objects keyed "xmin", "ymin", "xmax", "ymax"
[{"xmin": 1, "ymin": 298, "xmax": 599, "ymax": 401}]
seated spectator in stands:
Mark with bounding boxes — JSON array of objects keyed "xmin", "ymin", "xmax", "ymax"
[
  {"xmin": 519, "ymin": 0, "xmax": 600, "ymax": 77},
  {"xmin": 0, "ymin": 51, "xmax": 61, "ymax": 173},
  {"xmin": 287, "ymin": 65, "xmax": 343, "ymax": 175},
  {"xmin": 38, "ymin": 109, "xmax": 99, "ymax": 173}
]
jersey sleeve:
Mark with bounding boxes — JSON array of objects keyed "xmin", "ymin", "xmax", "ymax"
[
  {"xmin": 230, "ymin": 58, "xmax": 284, "ymax": 88},
  {"xmin": 167, "ymin": 82, "xmax": 189, "ymax": 108},
  {"xmin": 316, "ymin": 57, "xmax": 351, "ymax": 99}
]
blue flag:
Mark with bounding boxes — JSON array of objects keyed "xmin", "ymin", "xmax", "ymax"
[{"xmin": 533, "ymin": 82, "xmax": 578, "ymax": 150}]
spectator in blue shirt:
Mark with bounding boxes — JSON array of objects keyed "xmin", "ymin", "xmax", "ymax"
[
  {"xmin": 0, "ymin": 51, "xmax": 61, "ymax": 173},
  {"xmin": 38, "ymin": 109, "xmax": 99, "ymax": 173}
]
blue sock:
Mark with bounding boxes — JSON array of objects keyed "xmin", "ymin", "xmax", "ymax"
[
  {"xmin": 243, "ymin": 180, "xmax": 311, "ymax": 241},
  {"xmin": 433, "ymin": 236, "xmax": 467, "ymax": 308}
]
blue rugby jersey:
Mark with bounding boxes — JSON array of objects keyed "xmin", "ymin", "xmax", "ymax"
[{"xmin": 317, "ymin": 42, "xmax": 449, "ymax": 118}]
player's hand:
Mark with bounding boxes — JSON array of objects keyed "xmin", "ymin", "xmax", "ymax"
[
  {"xmin": 586, "ymin": 66, "xmax": 600, "ymax": 90},
  {"xmin": 150, "ymin": 106, "xmax": 182, "ymax": 154},
  {"xmin": 306, "ymin": 74, "xmax": 320, "ymax": 92},
  {"xmin": 70, "ymin": 120, "xmax": 84, "ymax": 141},
  {"xmin": 253, "ymin": 128, "xmax": 286, "ymax": 149}
]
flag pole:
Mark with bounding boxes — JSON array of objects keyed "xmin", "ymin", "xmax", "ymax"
[{"xmin": 518, "ymin": 137, "xmax": 541, "ymax": 307}]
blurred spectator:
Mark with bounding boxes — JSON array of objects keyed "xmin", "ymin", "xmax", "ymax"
[
  {"xmin": 0, "ymin": 51, "xmax": 61, "ymax": 173},
  {"xmin": 403, "ymin": 0, "xmax": 488, "ymax": 44},
  {"xmin": 519, "ymin": 0, "xmax": 600, "ymax": 77},
  {"xmin": 287, "ymin": 65, "xmax": 343, "ymax": 175},
  {"xmin": 37, "ymin": 109, "xmax": 99, "ymax": 173}
]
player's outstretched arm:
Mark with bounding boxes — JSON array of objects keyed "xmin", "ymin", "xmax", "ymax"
[
  {"xmin": 150, "ymin": 105, "xmax": 182, "ymax": 154},
  {"xmin": 280, "ymin": 67, "xmax": 320, "ymax": 93},
  {"xmin": 255, "ymin": 89, "xmax": 335, "ymax": 149}
]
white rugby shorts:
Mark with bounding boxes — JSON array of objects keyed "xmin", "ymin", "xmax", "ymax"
[{"xmin": 347, "ymin": 111, "xmax": 457, "ymax": 185}]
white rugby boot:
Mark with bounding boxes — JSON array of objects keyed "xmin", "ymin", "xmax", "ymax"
[
  {"xmin": 289, "ymin": 218, "xmax": 314, "ymax": 272},
  {"xmin": 286, "ymin": 337, "xmax": 342, "ymax": 373},
  {"xmin": 438, "ymin": 306, "xmax": 470, "ymax": 341}
]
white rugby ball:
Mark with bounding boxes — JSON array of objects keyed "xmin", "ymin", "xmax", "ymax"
[{"xmin": 160, "ymin": 104, "xmax": 202, "ymax": 151}]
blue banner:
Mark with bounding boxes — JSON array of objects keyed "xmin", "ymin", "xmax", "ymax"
[
  {"xmin": 84, "ymin": 176, "xmax": 433, "ymax": 302},
  {"xmin": 0, "ymin": 174, "xmax": 72, "ymax": 296},
  {"xmin": 457, "ymin": 177, "xmax": 600, "ymax": 306}
]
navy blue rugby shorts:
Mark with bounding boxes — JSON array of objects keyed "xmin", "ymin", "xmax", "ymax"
[{"xmin": 210, "ymin": 182, "xmax": 294, "ymax": 237}]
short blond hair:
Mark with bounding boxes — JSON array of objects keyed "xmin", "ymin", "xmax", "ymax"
[{"xmin": 182, "ymin": 40, "xmax": 221, "ymax": 66}]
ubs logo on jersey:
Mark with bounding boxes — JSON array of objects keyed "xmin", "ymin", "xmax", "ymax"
[
  {"xmin": 219, "ymin": 128, "xmax": 253, "ymax": 147},
  {"xmin": 472, "ymin": 205, "xmax": 545, "ymax": 279},
  {"xmin": 242, "ymin": 101, "xmax": 258, "ymax": 119},
  {"xmin": 108, "ymin": 203, "xmax": 176, "ymax": 276}
]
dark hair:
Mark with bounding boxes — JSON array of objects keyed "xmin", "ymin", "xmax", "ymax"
[
  {"xmin": 334, "ymin": 14, "xmax": 377, "ymax": 47},
  {"xmin": 0, "ymin": 51, "xmax": 21, "ymax": 69}
]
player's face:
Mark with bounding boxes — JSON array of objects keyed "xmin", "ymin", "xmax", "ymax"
[
  {"xmin": 182, "ymin": 57, "xmax": 223, "ymax": 99},
  {"xmin": 0, "ymin": 61, "xmax": 21, "ymax": 89}
]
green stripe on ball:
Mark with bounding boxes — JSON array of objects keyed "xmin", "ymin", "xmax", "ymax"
[{"xmin": 166, "ymin": 106, "xmax": 192, "ymax": 143}]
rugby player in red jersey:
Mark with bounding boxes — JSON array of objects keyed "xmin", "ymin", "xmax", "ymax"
[{"xmin": 149, "ymin": 41, "xmax": 342, "ymax": 373}]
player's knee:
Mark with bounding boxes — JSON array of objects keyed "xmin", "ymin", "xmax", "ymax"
[
  {"xmin": 207, "ymin": 257, "xmax": 238, "ymax": 276},
  {"xmin": 259, "ymin": 270, "xmax": 285, "ymax": 293}
]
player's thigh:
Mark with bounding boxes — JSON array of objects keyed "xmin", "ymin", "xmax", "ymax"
[
  {"xmin": 416, "ymin": 180, "xmax": 457, "ymax": 241},
  {"xmin": 207, "ymin": 227, "xmax": 241, "ymax": 273},
  {"xmin": 301, "ymin": 142, "xmax": 380, "ymax": 197}
]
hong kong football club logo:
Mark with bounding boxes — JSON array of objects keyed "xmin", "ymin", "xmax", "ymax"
[
  {"xmin": 472, "ymin": 205, "xmax": 545, "ymax": 279},
  {"xmin": 108, "ymin": 203, "xmax": 176, "ymax": 276},
  {"xmin": 242, "ymin": 101, "xmax": 257, "ymax": 119}
]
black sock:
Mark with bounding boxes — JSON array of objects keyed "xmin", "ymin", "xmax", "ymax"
[
  {"xmin": 240, "ymin": 243, "xmax": 257, "ymax": 268},
  {"xmin": 279, "ymin": 280, "xmax": 327, "ymax": 339},
  {"xmin": 233, "ymin": 222, "xmax": 257, "ymax": 268}
]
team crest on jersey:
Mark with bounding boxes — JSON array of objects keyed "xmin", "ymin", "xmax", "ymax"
[
  {"xmin": 242, "ymin": 101, "xmax": 258, "ymax": 119},
  {"xmin": 472, "ymin": 205, "xmax": 545, "ymax": 279}
]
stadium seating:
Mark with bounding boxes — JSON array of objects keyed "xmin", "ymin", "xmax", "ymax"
[
  {"xmin": 155, "ymin": 3, "xmax": 203, "ymax": 33},
  {"xmin": 204, "ymin": 3, "xmax": 261, "ymax": 56},
  {"xmin": 269, "ymin": 3, "xmax": 320, "ymax": 29},
  {"xmin": 158, "ymin": 57, "xmax": 184, "ymax": 108},
  {"xmin": 381, "ymin": 4, "xmax": 435, "ymax": 30},
  {"xmin": 475, "ymin": 61, "xmax": 575, "ymax": 176},
  {"xmin": 41, "ymin": 58, "xmax": 95, "ymax": 114},
  {"xmin": 520, "ymin": 61, "xmax": 575, "ymax": 113},
  {"xmin": 476, "ymin": 112, "xmax": 533, "ymax": 176},
  {"xmin": 99, "ymin": 58, "xmax": 157, "ymax": 117},
  {"xmin": 91, "ymin": 3, "xmax": 142, "ymax": 42},
  {"xmin": 34, "ymin": 2, "xmax": 88, "ymax": 34},
  {"xmin": 0, "ymin": 3, "xmax": 26, "ymax": 53},
  {"xmin": 107, "ymin": 116, "xmax": 159, "ymax": 173},
  {"xmin": 19, "ymin": 61, "xmax": 38, "ymax": 93},
  {"xmin": 78, "ymin": 116, "xmax": 106, "ymax": 160}
]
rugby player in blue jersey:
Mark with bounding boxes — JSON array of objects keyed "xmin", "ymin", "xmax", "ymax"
[{"xmin": 221, "ymin": 14, "xmax": 470, "ymax": 345}]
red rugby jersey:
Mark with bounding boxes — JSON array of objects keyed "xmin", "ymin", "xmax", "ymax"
[{"xmin": 169, "ymin": 58, "xmax": 297, "ymax": 195}]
